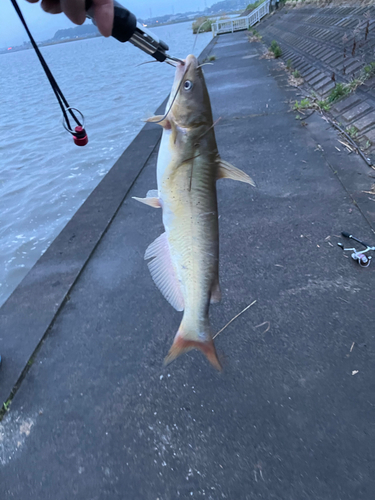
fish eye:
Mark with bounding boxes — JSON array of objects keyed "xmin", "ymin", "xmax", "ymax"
[{"xmin": 184, "ymin": 80, "xmax": 193, "ymax": 91}]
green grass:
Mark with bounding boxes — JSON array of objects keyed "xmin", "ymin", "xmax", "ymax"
[
  {"xmin": 248, "ymin": 28, "xmax": 262, "ymax": 41},
  {"xmin": 269, "ymin": 40, "xmax": 282, "ymax": 58},
  {"xmin": 292, "ymin": 70, "xmax": 301, "ymax": 78},
  {"xmin": 246, "ymin": 1, "xmax": 263, "ymax": 10},
  {"xmin": 249, "ymin": 28, "xmax": 260, "ymax": 36},
  {"xmin": 293, "ymin": 97, "xmax": 331, "ymax": 112},
  {"xmin": 362, "ymin": 62, "xmax": 375, "ymax": 79},
  {"xmin": 207, "ymin": 55, "xmax": 216, "ymax": 61},
  {"xmin": 326, "ymin": 83, "xmax": 350, "ymax": 103},
  {"xmin": 286, "ymin": 58, "xmax": 292, "ymax": 70},
  {"xmin": 2, "ymin": 399, "xmax": 11, "ymax": 412},
  {"xmin": 321, "ymin": 74, "xmax": 371, "ymax": 109},
  {"xmin": 293, "ymin": 98, "xmax": 311, "ymax": 111},
  {"xmin": 346, "ymin": 126, "xmax": 358, "ymax": 139},
  {"xmin": 270, "ymin": 40, "xmax": 278, "ymax": 51},
  {"xmin": 273, "ymin": 46, "xmax": 282, "ymax": 58},
  {"xmin": 317, "ymin": 100, "xmax": 331, "ymax": 111},
  {"xmin": 192, "ymin": 17, "xmax": 213, "ymax": 34}
]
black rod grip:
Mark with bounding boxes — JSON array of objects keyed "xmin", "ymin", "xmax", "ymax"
[
  {"xmin": 341, "ymin": 231, "xmax": 371, "ymax": 248},
  {"xmin": 86, "ymin": 0, "xmax": 137, "ymax": 43}
]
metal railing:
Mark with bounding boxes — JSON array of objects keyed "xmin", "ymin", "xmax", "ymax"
[{"xmin": 212, "ymin": 0, "xmax": 270, "ymax": 36}]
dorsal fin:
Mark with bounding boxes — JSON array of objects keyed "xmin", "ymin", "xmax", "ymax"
[
  {"xmin": 145, "ymin": 233, "xmax": 184, "ymax": 311},
  {"xmin": 217, "ymin": 159, "xmax": 255, "ymax": 186}
]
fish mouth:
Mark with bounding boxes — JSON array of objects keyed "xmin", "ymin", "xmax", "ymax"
[
  {"xmin": 184, "ymin": 54, "xmax": 198, "ymax": 68},
  {"xmin": 176, "ymin": 55, "xmax": 197, "ymax": 79},
  {"xmin": 175, "ymin": 59, "xmax": 187, "ymax": 79},
  {"xmin": 164, "ymin": 55, "xmax": 197, "ymax": 119}
]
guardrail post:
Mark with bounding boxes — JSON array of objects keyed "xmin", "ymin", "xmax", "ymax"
[{"xmin": 208, "ymin": 0, "xmax": 269, "ymax": 36}]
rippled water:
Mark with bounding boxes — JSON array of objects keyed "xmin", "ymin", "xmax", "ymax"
[{"xmin": 0, "ymin": 22, "xmax": 211, "ymax": 307}]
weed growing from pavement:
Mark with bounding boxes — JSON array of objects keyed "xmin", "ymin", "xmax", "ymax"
[
  {"xmin": 317, "ymin": 100, "xmax": 331, "ymax": 111},
  {"xmin": 0, "ymin": 399, "xmax": 11, "ymax": 419},
  {"xmin": 293, "ymin": 98, "xmax": 311, "ymax": 111},
  {"xmin": 362, "ymin": 62, "xmax": 375, "ymax": 79},
  {"xmin": 346, "ymin": 126, "xmax": 358, "ymax": 139},
  {"xmin": 270, "ymin": 40, "xmax": 282, "ymax": 58},
  {"xmin": 293, "ymin": 97, "xmax": 330, "ymax": 112},
  {"xmin": 326, "ymin": 83, "xmax": 350, "ymax": 103},
  {"xmin": 248, "ymin": 28, "xmax": 262, "ymax": 41}
]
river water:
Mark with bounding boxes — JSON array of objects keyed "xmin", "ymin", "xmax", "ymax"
[{"xmin": 0, "ymin": 22, "xmax": 212, "ymax": 307}]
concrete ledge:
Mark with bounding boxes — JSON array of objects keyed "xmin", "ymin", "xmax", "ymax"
[{"xmin": 0, "ymin": 125, "xmax": 162, "ymax": 405}]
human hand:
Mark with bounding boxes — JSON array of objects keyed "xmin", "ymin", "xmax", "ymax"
[{"xmin": 25, "ymin": 0, "xmax": 114, "ymax": 37}]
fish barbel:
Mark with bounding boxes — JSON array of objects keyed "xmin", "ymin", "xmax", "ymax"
[{"xmin": 133, "ymin": 54, "xmax": 254, "ymax": 369}]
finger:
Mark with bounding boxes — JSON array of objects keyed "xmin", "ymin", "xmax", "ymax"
[
  {"xmin": 92, "ymin": 0, "xmax": 114, "ymax": 37},
  {"xmin": 60, "ymin": 0, "xmax": 86, "ymax": 25},
  {"xmin": 41, "ymin": 0, "xmax": 63, "ymax": 14}
]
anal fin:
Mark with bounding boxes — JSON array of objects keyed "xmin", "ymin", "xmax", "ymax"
[
  {"xmin": 210, "ymin": 279, "xmax": 221, "ymax": 304},
  {"xmin": 145, "ymin": 233, "xmax": 184, "ymax": 311},
  {"xmin": 217, "ymin": 159, "xmax": 255, "ymax": 186}
]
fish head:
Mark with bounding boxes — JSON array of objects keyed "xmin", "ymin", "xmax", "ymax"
[{"xmin": 168, "ymin": 54, "xmax": 213, "ymax": 129}]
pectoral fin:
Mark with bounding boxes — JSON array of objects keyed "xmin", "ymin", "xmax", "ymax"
[
  {"xmin": 132, "ymin": 189, "xmax": 161, "ymax": 208},
  {"xmin": 145, "ymin": 233, "xmax": 184, "ymax": 311},
  {"xmin": 217, "ymin": 159, "xmax": 255, "ymax": 186},
  {"xmin": 145, "ymin": 115, "xmax": 171, "ymax": 129}
]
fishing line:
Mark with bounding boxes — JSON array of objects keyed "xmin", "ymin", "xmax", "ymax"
[
  {"xmin": 153, "ymin": 62, "xmax": 192, "ymax": 124},
  {"xmin": 197, "ymin": 63, "xmax": 214, "ymax": 69},
  {"xmin": 10, "ymin": 0, "xmax": 88, "ymax": 145},
  {"xmin": 192, "ymin": 21, "xmax": 208, "ymax": 53},
  {"xmin": 213, "ymin": 300, "xmax": 257, "ymax": 339},
  {"xmin": 197, "ymin": 117, "xmax": 222, "ymax": 141},
  {"xmin": 135, "ymin": 60, "xmax": 159, "ymax": 67}
]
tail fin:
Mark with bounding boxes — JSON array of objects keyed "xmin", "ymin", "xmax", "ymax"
[{"xmin": 164, "ymin": 329, "xmax": 222, "ymax": 371}]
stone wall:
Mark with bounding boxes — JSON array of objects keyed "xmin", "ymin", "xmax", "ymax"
[{"xmin": 258, "ymin": 4, "xmax": 375, "ymax": 153}]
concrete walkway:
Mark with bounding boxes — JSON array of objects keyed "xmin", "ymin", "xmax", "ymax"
[{"xmin": 1, "ymin": 32, "xmax": 374, "ymax": 499}]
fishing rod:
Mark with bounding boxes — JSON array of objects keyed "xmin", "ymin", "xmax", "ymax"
[
  {"xmin": 337, "ymin": 231, "xmax": 375, "ymax": 267},
  {"xmin": 11, "ymin": 0, "xmax": 184, "ymax": 146},
  {"xmin": 86, "ymin": 0, "xmax": 184, "ymax": 66}
]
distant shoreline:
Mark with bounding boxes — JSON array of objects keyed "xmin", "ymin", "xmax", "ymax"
[
  {"xmin": 1, "ymin": 11, "xmax": 244, "ymax": 55},
  {"xmin": 1, "ymin": 9, "xmax": 244, "ymax": 55},
  {"xmin": 0, "ymin": 18, "xmax": 201, "ymax": 55}
]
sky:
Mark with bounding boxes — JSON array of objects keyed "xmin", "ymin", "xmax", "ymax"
[{"xmin": 0, "ymin": 1, "xmax": 211, "ymax": 47}]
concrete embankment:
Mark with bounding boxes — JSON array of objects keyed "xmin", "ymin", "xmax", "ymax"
[
  {"xmin": 258, "ymin": 3, "xmax": 375, "ymax": 160},
  {"xmin": 1, "ymin": 32, "xmax": 374, "ymax": 499},
  {"xmin": 0, "ymin": 40, "xmax": 216, "ymax": 407}
]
